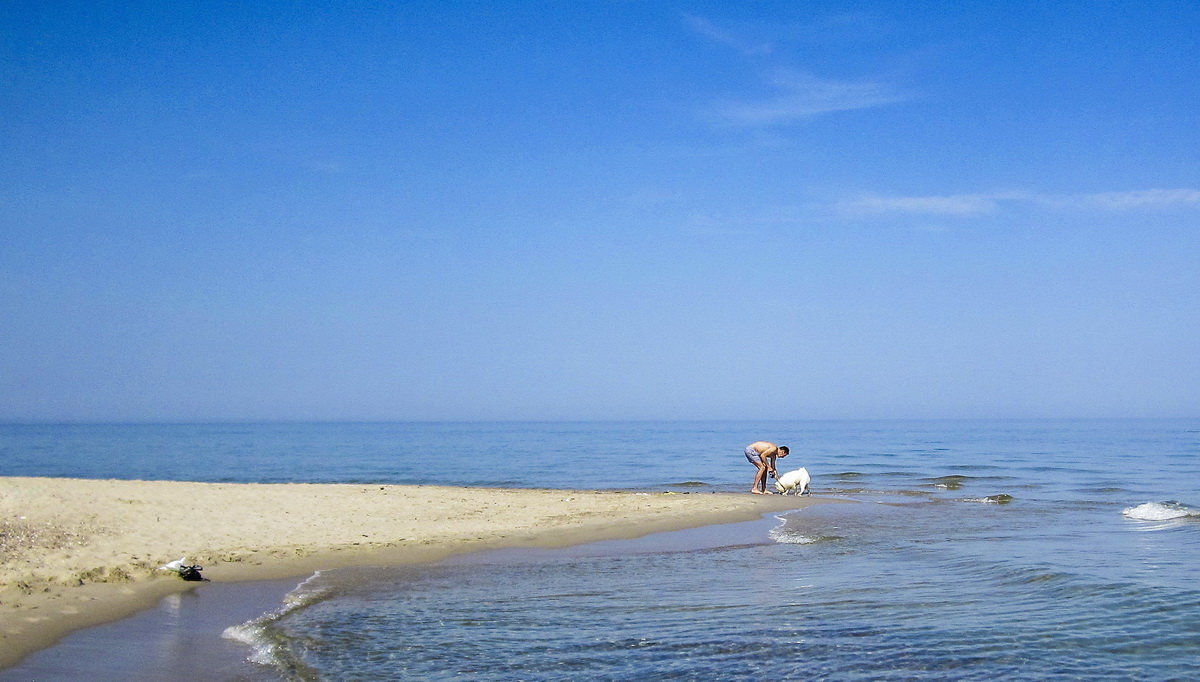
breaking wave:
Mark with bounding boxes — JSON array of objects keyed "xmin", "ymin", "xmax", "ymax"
[
  {"xmin": 1122, "ymin": 501, "xmax": 1200, "ymax": 522},
  {"xmin": 962, "ymin": 494, "xmax": 1014, "ymax": 504},
  {"xmin": 769, "ymin": 528, "xmax": 843, "ymax": 545},
  {"xmin": 223, "ymin": 571, "xmax": 329, "ymax": 672},
  {"xmin": 927, "ymin": 475, "xmax": 972, "ymax": 490}
]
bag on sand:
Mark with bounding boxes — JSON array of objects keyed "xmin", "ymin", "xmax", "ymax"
[{"xmin": 177, "ymin": 564, "xmax": 206, "ymax": 581}]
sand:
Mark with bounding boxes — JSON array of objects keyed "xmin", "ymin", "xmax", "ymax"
[{"xmin": 0, "ymin": 477, "xmax": 823, "ymax": 668}]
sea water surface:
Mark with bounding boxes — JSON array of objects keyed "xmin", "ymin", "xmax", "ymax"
[{"xmin": 2, "ymin": 419, "xmax": 1199, "ymax": 679}]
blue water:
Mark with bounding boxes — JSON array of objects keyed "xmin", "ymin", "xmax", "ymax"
[
  {"xmin": 2, "ymin": 420, "xmax": 822, "ymax": 489},
  {"xmin": 3, "ymin": 419, "xmax": 1199, "ymax": 679}
]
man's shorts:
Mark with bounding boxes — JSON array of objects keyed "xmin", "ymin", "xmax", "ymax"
[{"xmin": 744, "ymin": 444, "xmax": 764, "ymax": 466}]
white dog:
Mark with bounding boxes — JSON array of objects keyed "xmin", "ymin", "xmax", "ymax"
[{"xmin": 774, "ymin": 467, "xmax": 811, "ymax": 495}]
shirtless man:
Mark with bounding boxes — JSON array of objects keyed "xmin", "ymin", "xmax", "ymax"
[{"xmin": 744, "ymin": 441, "xmax": 789, "ymax": 494}]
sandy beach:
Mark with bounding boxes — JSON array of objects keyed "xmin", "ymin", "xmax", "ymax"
[{"xmin": 0, "ymin": 477, "xmax": 822, "ymax": 668}]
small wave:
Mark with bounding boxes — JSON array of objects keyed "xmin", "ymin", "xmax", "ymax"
[
  {"xmin": 666, "ymin": 481, "xmax": 712, "ymax": 488},
  {"xmin": 1122, "ymin": 501, "xmax": 1200, "ymax": 522},
  {"xmin": 927, "ymin": 475, "xmax": 971, "ymax": 490},
  {"xmin": 769, "ymin": 528, "xmax": 843, "ymax": 545},
  {"xmin": 1028, "ymin": 465, "xmax": 1096, "ymax": 474},
  {"xmin": 993, "ymin": 566, "xmax": 1075, "ymax": 587},
  {"xmin": 947, "ymin": 463, "xmax": 1006, "ymax": 471},
  {"xmin": 962, "ymin": 494, "xmax": 1013, "ymax": 504},
  {"xmin": 222, "ymin": 621, "xmax": 279, "ymax": 668},
  {"xmin": 822, "ymin": 487, "xmax": 866, "ymax": 495},
  {"xmin": 821, "ymin": 487, "xmax": 933, "ymax": 498},
  {"xmin": 893, "ymin": 489, "xmax": 937, "ymax": 497},
  {"xmin": 223, "ymin": 571, "xmax": 331, "ymax": 669}
]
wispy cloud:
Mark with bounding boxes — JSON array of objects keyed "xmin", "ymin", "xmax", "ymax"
[
  {"xmin": 1040, "ymin": 188, "xmax": 1200, "ymax": 210},
  {"xmin": 683, "ymin": 14, "xmax": 772, "ymax": 56},
  {"xmin": 684, "ymin": 14, "xmax": 908, "ymax": 126},
  {"xmin": 839, "ymin": 193, "xmax": 1008, "ymax": 217},
  {"xmin": 713, "ymin": 69, "xmax": 908, "ymax": 126},
  {"xmin": 837, "ymin": 189, "xmax": 1200, "ymax": 217}
]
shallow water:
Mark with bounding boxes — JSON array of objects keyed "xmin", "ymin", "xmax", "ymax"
[
  {"xmin": 253, "ymin": 501, "xmax": 1200, "ymax": 680},
  {"xmin": 0, "ymin": 579, "xmax": 299, "ymax": 681},
  {"xmin": 3, "ymin": 419, "xmax": 1199, "ymax": 679}
]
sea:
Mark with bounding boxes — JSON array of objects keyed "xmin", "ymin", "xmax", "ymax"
[{"xmin": 2, "ymin": 419, "xmax": 1198, "ymax": 680}]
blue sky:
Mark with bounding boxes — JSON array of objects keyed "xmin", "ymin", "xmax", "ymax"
[{"xmin": 2, "ymin": 1, "xmax": 1198, "ymax": 421}]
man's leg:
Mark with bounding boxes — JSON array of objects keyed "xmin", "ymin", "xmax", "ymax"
[{"xmin": 751, "ymin": 463, "xmax": 772, "ymax": 494}]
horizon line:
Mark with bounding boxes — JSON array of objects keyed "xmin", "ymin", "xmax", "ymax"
[{"xmin": 1, "ymin": 416, "xmax": 1194, "ymax": 426}]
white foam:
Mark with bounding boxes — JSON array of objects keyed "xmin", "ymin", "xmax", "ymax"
[
  {"xmin": 1123, "ymin": 501, "xmax": 1199, "ymax": 522},
  {"xmin": 222, "ymin": 571, "xmax": 329, "ymax": 668},
  {"xmin": 769, "ymin": 528, "xmax": 822, "ymax": 545},
  {"xmin": 222, "ymin": 621, "xmax": 278, "ymax": 667},
  {"xmin": 961, "ymin": 494, "xmax": 1013, "ymax": 504}
]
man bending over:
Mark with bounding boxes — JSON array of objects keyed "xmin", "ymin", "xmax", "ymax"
[{"xmin": 744, "ymin": 441, "xmax": 789, "ymax": 494}]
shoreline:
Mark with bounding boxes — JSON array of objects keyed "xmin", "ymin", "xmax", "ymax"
[{"xmin": 0, "ymin": 477, "xmax": 828, "ymax": 669}]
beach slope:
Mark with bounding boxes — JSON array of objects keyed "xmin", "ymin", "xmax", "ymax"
[{"xmin": 1, "ymin": 477, "xmax": 822, "ymax": 668}]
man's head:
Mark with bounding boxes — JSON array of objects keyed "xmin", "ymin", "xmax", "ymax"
[{"xmin": 779, "ymin": 446, "xmax": 789, "ymax": 457}]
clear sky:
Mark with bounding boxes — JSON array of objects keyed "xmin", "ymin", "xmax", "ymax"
[{"xmin": 2, "ymin": 1, "xmax": 1198, "ymax": 421}]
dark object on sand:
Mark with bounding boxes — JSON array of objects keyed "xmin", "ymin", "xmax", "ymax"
[{"xmin": 177, "ymin": 564, "xmax": 207, "ymax": 581}]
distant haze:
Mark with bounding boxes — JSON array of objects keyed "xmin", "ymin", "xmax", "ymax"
[{"xmin": 2, "ymin": 2, "xmax": 1197, "ymax": 421}]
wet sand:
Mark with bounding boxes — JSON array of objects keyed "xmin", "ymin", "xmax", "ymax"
[{"xmin": 0, "ymin": 477, "xmax": 822, "ymax": 669}]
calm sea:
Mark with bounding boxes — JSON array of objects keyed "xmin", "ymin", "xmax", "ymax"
[{"xmin": 3, "ymin": 419, "xmax": 1199, "ymax": 680}]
